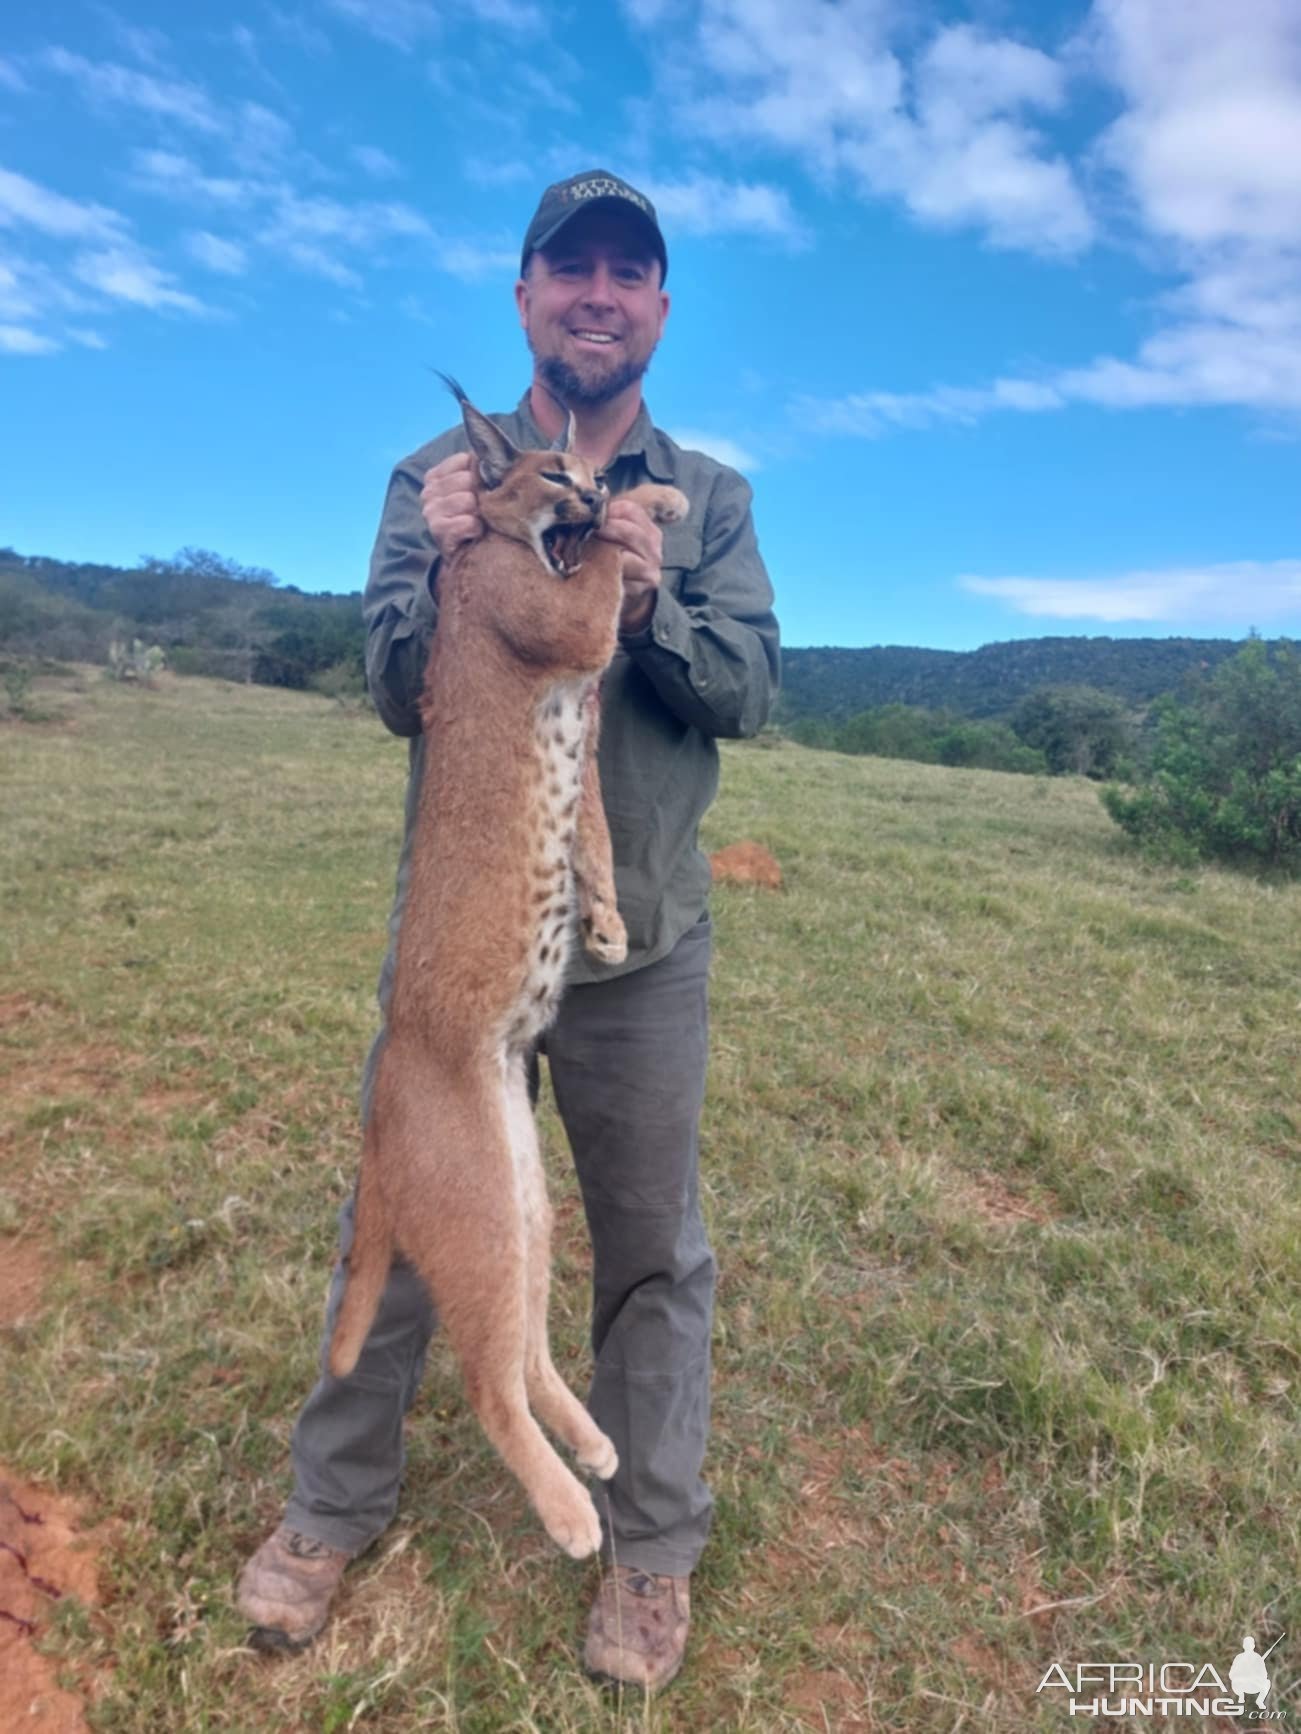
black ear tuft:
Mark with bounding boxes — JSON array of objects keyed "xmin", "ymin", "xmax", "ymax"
[
  {"xmin": 434, "ymin": 371, "xmax": 520, "ymax": 488},
  {"xmin": 433, "ymin": 369, "xmax": 469, "ymax": 407}
]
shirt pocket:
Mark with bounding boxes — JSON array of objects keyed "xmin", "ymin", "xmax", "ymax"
[{"xmin": 659, "ymin": 523, "xmax": 703, "ymax": 600}]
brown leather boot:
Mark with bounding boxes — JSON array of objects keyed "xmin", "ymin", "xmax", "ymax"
[
  {"xmin": 583, "ymin": 1564, "xmax": 691, "ymax": 1689},
  {"xmin": 236, "ymin": 1522, "xmax": 353, "ymax": 1652}
]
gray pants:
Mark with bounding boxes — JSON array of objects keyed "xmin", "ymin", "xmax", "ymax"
[{"xmin": 285, "ymin": 916, "xmax": 715, "ymax": 1578}]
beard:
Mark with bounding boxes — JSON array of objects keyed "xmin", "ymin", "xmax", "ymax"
[{"xmin": 532, "ymin": 338, "xmax": 656, "ymax": 408}]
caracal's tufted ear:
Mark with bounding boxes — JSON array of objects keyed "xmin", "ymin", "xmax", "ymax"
[{"xmin": 436, "ymin": 370, "xmax": 521, "ymax": 489}]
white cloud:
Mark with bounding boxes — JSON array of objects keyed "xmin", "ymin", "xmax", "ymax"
[
  {"xmin": 643, "ymin": 173, "xmax": 809, "ymax": 246},
  {"xmin": 434, "ymin": 238, "xmax": 520, "ymax": 279},
  {"xmin": 465, "ymin": 0, "xmax": 545, "ymax": 27},
  {"xmin": 100, "ymin": 16, "xmax": 174, "ymax": 72},
  {"xmin": 267, "ymin": 9, "xmax": 334, "ymax": 56},
  {"xmin": 960, "ymin": 559, "xmax": 1301, "ymax": 624},
  {"xmin": 43, "ymin": 46, "xmax": 223, "ymax": 133},
  {"xmin": 130, "ymin": 148, "xmax": 259, "ymax": 207},
  {"xmin": 0, "ymin": 261, "xmax": 31, "ymax": 321},
  {"xmin": 0, "ymin": 57, "xmax": 27, "ymax": 91},
  {"xmin": 620, "ymin": 0, "xmax": 1093, "ymax": 256},
  {"xmin": 668, "ymin": 428, "xmax": 760, "ymax": 471},
  {"xmin": 0, "ymin": 324, "xmax": 59, "ymax": 355},
  {"xmin": 798, "ymin": 376, "xmax": 1064, "ymax": 436},
  {"xmin": 229, "ymin": 101, "xmax": 297, "ymax": 172},
  {"xmin": 72, "ymin": 247, "xmax": 207, "ymax": 314},
  {"xmin": 1089, "ymin": 0, "xmax": 1301, "ymax": 250},
  {"xmin": 132, "ymin": 146, "xmax": 511, "ymax": 288},
  {"xmin": 323, "ymin": 0, "xmax": 441, "ymax": 47},
  {"xmin": 799, "ymin": 2, "xmax": 1301, "ymax": 432},
  {"xmin": 185, "ymin": 231, "xmax": 249, "ymax": 275},
  {"xmin": 352, "ymin": 144, "xmax": 402, "ymax": 179},
  {"xmin": 66, "ymin": 327, "xmax": 108, "ymax": 349},
  {"xmin": 0, "ymin": 166, "xmax": 126, "ymax": 242},
  {"xmin": 325, "ymin": 0, "xmax": 544, "ymax": 42},
  {"xmin": 1055, "ymin": 0, "xmax": 1301, "ymax": 415}
]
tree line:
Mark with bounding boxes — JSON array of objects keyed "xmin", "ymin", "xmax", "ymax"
[
  {"xmin": 4, "ymin": 546, "xmax": 1297, "ymax": 873},
  {"xmin": 0, "ymin": 546, "xmax": 366, "ymax": 696}
]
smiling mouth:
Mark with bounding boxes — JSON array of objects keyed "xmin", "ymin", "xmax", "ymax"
[{"xmin": 569, "ymin": 328, "xmax": 619, "ymax": 346}]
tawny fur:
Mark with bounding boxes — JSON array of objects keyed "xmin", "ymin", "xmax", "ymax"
[{"xmin": 329, "ymin": 390, "xmax": 688, "ymax": 1559}]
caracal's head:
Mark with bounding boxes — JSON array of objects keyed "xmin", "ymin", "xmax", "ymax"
[{"xmin": 442, "ymin": 375, "xmax": 609, "ymax": 577}]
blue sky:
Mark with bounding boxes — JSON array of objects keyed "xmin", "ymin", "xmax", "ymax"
[{"xmin": 2, "ymin": 0, "xmax": 1299, "ymax": 650}]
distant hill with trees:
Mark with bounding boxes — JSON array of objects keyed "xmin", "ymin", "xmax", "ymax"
[
  {"xmin": 2, "ymin": 549, "xmax": 1284, "ymax": 785},
  {"xmin": 0, "ymin": 546, "xmax": 365, "ymax": 694},
  {"xmin": 776, "ymin": 637, "xmax": 1249, "ymax": 723}
]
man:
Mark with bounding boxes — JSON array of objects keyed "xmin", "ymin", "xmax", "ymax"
[{"xmin": 238, "ymin": 169, "xmax": 780, "ymax": 1690}]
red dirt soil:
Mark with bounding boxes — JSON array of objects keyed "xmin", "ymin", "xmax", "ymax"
[
  {"xmin": 0, "ymin": 1470, "xmax": 103, "ymax": 1733},
  {"xmin": 0, "ymin": 1239, "xmax": 47, "ymax": 1329},
  {"xmin": 709, "ymin": 840, "xmax": 784, "ymax": 889}
]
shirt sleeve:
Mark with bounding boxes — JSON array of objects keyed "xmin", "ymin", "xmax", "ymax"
[
  {"xmin": 362, "ymin": 439, "xmax": 457, "ymax": 738},
  {"xmin": 620, "ymin": 468, "xmax": 781, "ymax": 739}
]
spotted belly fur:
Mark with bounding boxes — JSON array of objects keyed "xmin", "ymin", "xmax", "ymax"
[{"xmin": 501, "ymin": 675, "xmax": 593, "ymax": 1053}]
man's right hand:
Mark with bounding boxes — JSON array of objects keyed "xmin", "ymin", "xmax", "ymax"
[{"xmin": 420, "ymin": 452, "xmax": 482, "ymax": 553}]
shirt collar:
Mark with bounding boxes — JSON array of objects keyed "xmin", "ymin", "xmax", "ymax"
[{"xmin": 513, "ymin": 390, "xmax": 676, "ymax": 483}]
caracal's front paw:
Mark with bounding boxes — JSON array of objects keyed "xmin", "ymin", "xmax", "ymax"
[
  {"xmin": 577, "ymin": 1432, "xmax": 618, "ymax": 1482},
  {"xmin": 652, "ymin": 486, "xmax": 688, "ymax": 526},
  {"xmin": 537, "ymin": 1473, "xmax": 603, "ymax": 1559},
  {"xmin": 633, "ymin": 484, "xmax": 688, "ymax": 527},
  {"xmin": 582, "ymin": 907, "xmax": 627, "ymax": 966}
]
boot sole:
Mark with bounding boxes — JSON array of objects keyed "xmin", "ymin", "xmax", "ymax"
[{"xmin": 247, "ymin": 1622, "xmax": 321, "ymax": 1655}]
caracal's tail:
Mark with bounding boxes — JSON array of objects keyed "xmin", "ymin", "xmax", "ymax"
[{"xmin": 328, "ymin": 1137, "xmax": 393, "ymax": 1378}]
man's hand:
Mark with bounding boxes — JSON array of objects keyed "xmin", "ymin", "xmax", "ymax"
[
  {"xmin": 420, "ymin": 452, "xmax": 482, "ymax": 553},
  {"xmin": 599, "ymin": 499, "xmax": 663, "ymax": 635}
]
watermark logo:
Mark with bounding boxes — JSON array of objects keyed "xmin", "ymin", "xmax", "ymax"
[{"xmin": 1037, "ymin": 1632, "xmax": 1286, "ymax": 1718}]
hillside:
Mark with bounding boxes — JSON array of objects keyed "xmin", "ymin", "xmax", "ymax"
[
  {"xmin": 2, "ymin": 547, "xmax": 1274, "ymax": 724},
  {"xmin": 0, "ymin": 546, "xmax": 365, "ymax": 690},
  {"xmin": 776, "ymin": 635, "xmax": 1250, "ymax": 721}
]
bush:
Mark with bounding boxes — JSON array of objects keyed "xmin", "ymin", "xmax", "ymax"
[
  {"xmin": 107, "ymin": 637, "xmax": 166, "ymax": 684},
  {"xmin": 1101, "ymin": 639, "xmax": 1301, "ymax": 874},
  {"xmin": 1013, "ymin": 684, "xmax": 1133, "ymax": 778},
  {"xmin": 785, "ymin": 704, "xmax": 1047, "ymax": 775},
  {"xmin": 310, "ymin": 660, "xmax": 369, "ymax": 705}
]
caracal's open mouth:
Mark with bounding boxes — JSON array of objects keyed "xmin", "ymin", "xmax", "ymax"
[{"xmin": 542, "ymin": 520, "xmax": 597, "ymax": 577}]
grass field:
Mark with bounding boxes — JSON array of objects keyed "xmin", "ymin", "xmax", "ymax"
[{"xmin": 1, "ymin": 667, "xmax": 1296, "ymax": 1732}]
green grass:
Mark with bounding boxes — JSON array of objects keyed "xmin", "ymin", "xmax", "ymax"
[{"xmin": 1, "ymin": 667, "xmax": 1297, "ymax": 1731}]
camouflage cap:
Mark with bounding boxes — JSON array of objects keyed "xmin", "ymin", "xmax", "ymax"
[{"xmin": 520, "ymin": 169, "xmax": 667, "ymax": 283}]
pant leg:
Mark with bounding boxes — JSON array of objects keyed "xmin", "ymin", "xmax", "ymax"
[
  {"xmin": 286, "ymin": 1014, "xmax": 440, "ymax": 1556},
  {"xmin": 544, "ymin": 915, "xmax": 715, "ymax": 1577}
]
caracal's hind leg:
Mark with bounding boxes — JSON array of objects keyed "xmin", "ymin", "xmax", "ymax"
[
  {"xmin": 390, "ymin": 1059, "xmax": 603, "ymax": 1558},
  {"xmin": 573, "ymin": 690, "xmax": 627, "ymax": 966},
  {"xmin": 504, "ymin": 1051, "xmax": 618, "ymax": 1480}
]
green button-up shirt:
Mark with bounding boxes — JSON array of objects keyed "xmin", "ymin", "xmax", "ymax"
[{"xmin": 363, "ymin": 393, "xmax": 781, "ymax": 983}]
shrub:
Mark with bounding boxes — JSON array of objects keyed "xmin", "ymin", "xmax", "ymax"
[
  {"xmin": 107, "ymin": 637, "xmax": 166, "ymax": 684},
  {"xmin": 785, "ymin": 704, "xmax": 1047, "ymax": 775},
  {"xmin": 310, "ymin": 660, "xmax": 369, "ymax": 705},
  {"xmin": 1101, "ymin": 639, "xmax": 1301, "ymax": 874},
  {"xmin": 1013, "ymin": 684, "xmax": 1133, "ymax": 778}
]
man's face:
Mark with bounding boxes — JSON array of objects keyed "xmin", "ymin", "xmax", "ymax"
[{"xmin": 515, "ymin": 210, "xmax": 669, "ymax": 408}]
